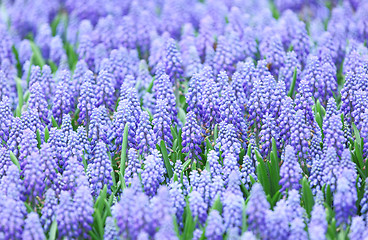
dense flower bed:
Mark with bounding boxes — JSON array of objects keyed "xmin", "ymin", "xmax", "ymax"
[{"xmin": 0, "ymin": 0, "xmax": 368, "ymax": 239}]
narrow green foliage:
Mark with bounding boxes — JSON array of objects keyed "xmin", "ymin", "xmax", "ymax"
[
  {"xmin": 161, "ymin": 140, "xmax": 173, "ymax": 178},
  {"xmin": 10, "ymin": 151, "xmax": 21, "ymax": 171},
  {"xmin": 302, "ymin": 177, "xmax": 314, "ymax": 217},
  {"xmin": 255, "ymin": 151, "xmax": 271, "ymax": 196},
  {"xmin": 48, "ymin": 220, "xmax": 57, "ymax": 240},
  {"xmin": 287, "ymin": 67, "xmax": 297, "ymax": 97},
  {"xmin": 120, "ymin": 123, "xmax": 129, "ymax": 187},
  {"xmin": 30, "ymin": 41, "xmax": 46, "ymax": 66}
]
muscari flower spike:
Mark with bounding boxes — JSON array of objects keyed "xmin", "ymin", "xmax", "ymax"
[
  {"xmin": 153, "ymin": 99, "xmax": 173, "ymax": 148},
  {"xmin": 87, "ymin": 140, "xmax": 113, "ymax": 196},
  {"xmin": 189, "ymin": 190, "xmax": 208, "ymax": 225},
  {"xmin": 22, "ymin": 212, "xmax": 46, "ymax": 240},
  {"xmin": 264, "ymin": 200, "xmax": 290, "ymax": 240},
  {"xmin": 241, "ymin": 155, "xmax": 257, "ymax": 190},
  {"xmin": 124, "ymin": 148, "xmax": 141, "ymax": 186},
  {"xmin": 41, "ymin": 189, "xmax": 57, "ymax": 232},
  {"xmin": 246, "ymin": 183, "xmax": 270, "ymax": 238},
  {"xmin": 334, "ymin": 170, "xmax": 357, "ymax": 228},
  {"xmin": 182, "ymin": 111, "xmax": 203, "ymax": 163},
  {"xmin": 279, "ymin": 145, "xmax": 302, "ymax": 193}
]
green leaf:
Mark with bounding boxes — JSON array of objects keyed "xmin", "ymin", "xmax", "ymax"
[
  {"xmin": 10, "ymin": 151, "xmax": 21, "ymax": 171},
  {"xmin": 302, "ymin": 177, "xmax": 314, "ymax": 217},
  {"xmin": 182, "ymin": 159, "xmax": 191, "ymax": 171},
  {"xmin": 120, "ymin": 123, "xmax": 130, "ymax": 186},
  {"xmin": 36, "ymin": 129, "xmax": 42, "ymax": 148},
  {"xmin": 271, "ymin": 137, "xmax": 279, "ymax": 161},
  {"xmin": 93, "ymin": 209, "xmax": 104, "ymax": 238},
  {"xmin": 206, "ymin": 138, "xmax": 213, "ymax": 152},
  {"xmin": 287, "ymin": 67, "xmax": 297, "ymax": 97},
  {"xmin": 214, "ymin": 124, "xmax": 219, "ymax": 143},
  {"xmin": 182, "ymin": 199, "xmax": 196, "ymax": 240},
  {"xmin": 24, "ymin": 202, "xmax": 33, "ymax": 213},
  {"xmin": 44, "ymin": 126, "xmax": 50, "ymax": 142},
  {"xmin": 249, "ymin": 175, "xmax": 256, "ymax": 185},
  {"xmin": 315, "ymin": 112, "xmax": 323, "ymax": 130},
  {"xmin": 161, "ymin": 140, "xmax": 173, "ymax": 178},
  {"xmin": 247, "ymin": 143, "xmax": 252, "ymax": 158},
  {"xmin": 271, "ymin": 191, "xmax": 281, "ymax": 207},
  {"xmin": 211, "ymin": 196, "xmax": 223, "ymax": 214},
  {"xmin": 23, "ymin": 90, "xmax": 30, "ymax": 104},
  {"xmin": 240, "ymin": 182, "xmax": 250, "ymax": 199},
  {"xmin": 48, "ymin": 220, "xmax": 58, "ymax": 240},
  {"xmin": 146, "ymin": 77, "xmax": 155, "ymax": 93},
  {"xmin": 352, "ymin": 122, "xmax": 361, "ymax": 145},
  {"xmin": 269, "ymin": 153, "xmax": 280, "ymax": 196},
  {"xmin": 82, "ymin": 155, "xmax": 88, "ymax": 172},
  {"xmin": 51, "ymin": 116, "xmax": 58, "ymax": 128},
  {"xmin": 325, "ymin": 185, "xmax": 332, "ymax": 207},
  {"xmin": 354, "ymin": 141, "xmax": 364, "ymax": 172},
  {"xmin": 15, "ymin": 77, "xmax": 23, "ymax": 114},
  {"xmin": 241, "ymin": 204, "xmax": 247, "ymax": 234},
  {"xmin": 178, "ymin": 108, "xmax": 186, "ymax": 125},
  {"xmin": 30, "ymin": 41, "xmax": 46, "ymax": 66},
  {"xmin": 255, "ymin": 151, "xmax": 271, "ymax": 196}
]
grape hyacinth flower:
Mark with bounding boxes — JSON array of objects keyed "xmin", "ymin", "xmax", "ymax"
[
  {"xmin": 22, "ymin": 212, "xmax": 46, "ymax": 240},
  {"xmin": 264, "ymin": 200, "xmax": 290, "ymax": 240},
  {"xmin": 95, "ymin": 68, "xmax": 115, "ymax": 111},
  {"xmin": 22, "ymin": 152, "xmax": 46, "ymax": 206},
  {"xmin": 323, "ymin": 114, "xmax": 345, "ymax": 156},
  {"xmin": 241, "ymin": 155, "xmax": 257, "ymax": 190},
  {"xmin": 259, "ymin": 113, "xmax": 279, "ymax": 157},
  {"xmin": 135, "ymin": 111, "xmax": 156, "ymax": 156},
  {"xmin": 205, "ymin": 210, "xmax": 224, "ymax": 240},
  {"xmin": 78, "ymin": 74, "xmax": 96, "ymax": 125},
  {"xmin": 110, "ymin": 99, "xmax": 137, "ymax": 150},
  {"xmin": 19, "ymin": 128, "xmax": 39, "ymax": 170},
  {"xmin": 207, "ymin": 150, "xmax": 222, "ymax": 178},
  {"xmin": 246, "ymin": 183, "xmax": 270, "ymax": 238},
  {"xmin": 0, "ymin": 196, "xmax": 26, "ymax": 239},
  {"xmin": 41, "ymin": 189, "xmax": 57, "ymax": 232},
  {"xmin": 141, "ymin": 151, "xmax": 165, "ymax": 197},
  {"xmin": 153, "ymin": 73, "xmax": 177, "ymax": 123},
  {"xmin": 182, "ymin": 111, "xmax": 203, "ymax": 163},
  {"xmin": 56, "ymin": 191, "xmax": 78, "ymax": 239},
  {"xmin": 308, "ymin": 204, "xmax": 327, "ymax": 240},
  {"xmin": 0, "ymin": 147, "xmax": 11, "ymax": 178},
  {"xmin": 87, "ymin": 141, "xmax": 113, "ymax": 196},
  {"xmin": 165, "ymin": 38, "xmax": 184, "ymax": 82},
  {"xmin": 52, "ymin": 72, "xmax": 73, "ymax": 125},
  {"xmin": 279, "ymin": 145, "xmax": 302, "ymax": 193},
  {"xmin": 277, "ymin": 96, "xmax": 295, "ymax": 145},
  {"xmin": 0, "ymin": 97, "xmax": 12, "ymax": 143},
  {"xmin": 223, "ymin": 192, "xmax": 244, "ymax": 234},
  {"xmin": 153, "ymin": 99, "xmax": 173, "ymax": 147},
  {"xmin": 189, "ymin": 190, "xmax": 207, "ymax": 225},
  {"xmin": 334, "ymin": 170, "xmax": 357, "ymax": 228},
  {"xmin": 288, "ymin": 217, "xmax": 307, "ymax": 240},
  {"xmin": 28, "ymin": 81, "xmax": 49, "ymax": 124},
  {"xmin": 169, "ymin": 181, "xmax": 186, "ymax": 225},
  {"xmin": 89, "ymin": 105, "xmax": 111, "ymax": 148},
  {"xmin": 321, "ymin": 147, "xmax": 341, "ymax": 192},
  {"xmin": 74, "ymin": 186, "xmax": 94, "ymax": 239},
  {"xmin": 124, "ymin": 148, "xmax": 141, "ymax": 186},
  {"xmin": 349, "ymin": 216, "xmax": 366, "ymax": 240},
  {"xmin": 216, "ymin": 122, "xmax": 241, "ymax": 158},
  {"xmin": 289, "ymin": 110, "xmax": 312, "ymax": 159},
  {"xmin": 186, "ymin": 73, "xmax": 203, "ymax": 116}
]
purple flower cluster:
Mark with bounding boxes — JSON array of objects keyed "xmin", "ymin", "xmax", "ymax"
[{"xmin": 0, "ymin": 0, "xmax": 368, "ymax": 239}]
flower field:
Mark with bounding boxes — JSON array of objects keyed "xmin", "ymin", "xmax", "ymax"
[{"xmin": 0, "ymin": 0, "xmax": 368, "ymax": 239}]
